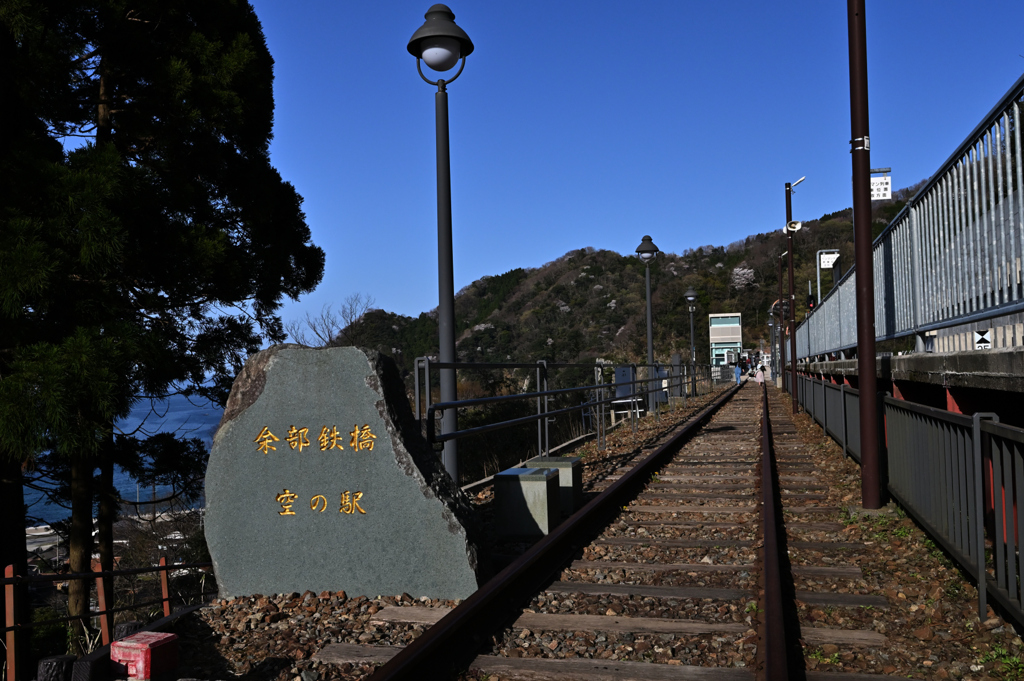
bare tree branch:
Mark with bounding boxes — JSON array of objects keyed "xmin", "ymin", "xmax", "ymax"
[{"xmin": 285, "ymin": 293, "xmax": 375, "ymax": 347}]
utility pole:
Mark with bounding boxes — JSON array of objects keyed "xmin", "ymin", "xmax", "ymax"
[{"xmin": 848, "ymin": 0, "xmax": 881, "ymax": 509}]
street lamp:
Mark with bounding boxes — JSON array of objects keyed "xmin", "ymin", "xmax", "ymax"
[
  {"xmin": 684, "ymin": 287, "xmax": 698, "ymax": 397},
  {"xmin": 784, "ymin": 176, "xmax": 804, "ymax": 414},
  {"xmin": 408, "ymin": 4, "xmax": 474, "ymax": 482},
  {"xmin": 767, "ymin": 318, "xmax": 774, "ymax": 381},
  {"xmin": 635, "ymin": 235, "xmax": 660, "ymax": 414}
]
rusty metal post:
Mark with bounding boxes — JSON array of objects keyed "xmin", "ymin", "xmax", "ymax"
[
  {"xmin": 5, "ymin": 564, "xmax": 20, "ymax": 681},
  {"xmin": 95, "ymin": 569, "xmax": 111, "ymax": 646},
  {"xmin": 159, "ymin": 557, "xmax": 171, "ymax": 617},
  {"xmin": 848, "ymin": 0, "xmax": 881, "ymax": 508}
]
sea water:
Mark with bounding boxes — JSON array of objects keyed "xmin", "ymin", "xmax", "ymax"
[{"xmin": 23, "ymin": 393, "xmax": 222, "ymax": 526}]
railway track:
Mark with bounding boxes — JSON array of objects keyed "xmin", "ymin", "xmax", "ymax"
[{"xmin": 312, "ymin": 382, "xmax": 899, "ymax": 679}]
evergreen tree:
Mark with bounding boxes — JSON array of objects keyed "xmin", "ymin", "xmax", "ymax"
[{"xmin": 0, "ymin": 0, "xmax": 324, "ymax": 653}]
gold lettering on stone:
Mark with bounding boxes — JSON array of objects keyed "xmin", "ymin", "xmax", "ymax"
[{"xmin": 276, "ymin": 489, "xmax": 298, "ymax": 515}]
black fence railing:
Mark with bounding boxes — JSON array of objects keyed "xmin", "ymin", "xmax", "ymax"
[
  {"xmin": 4, "ymin": 558, "xmax": 214, "ymax": 681},
  {"xmin": 785, "ymin": 372, "xmax": 1024, "ymax": 629},
  {"xmin": 413, "ymin": 359, "xmax": 725, "ymax": 468}
]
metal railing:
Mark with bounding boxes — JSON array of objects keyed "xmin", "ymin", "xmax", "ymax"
[
  {"xmin": 789, "ymin": 373, "xmax": 1024, "ymax": 628},
  {"xmin": 412, "ymin": 358, "xmax": 722, "ymax": 461},
  {"xmin": 4, "ymin": 558, "xmax": 214, "ymax": 681},
  {"xmin": 794, "ymin": 71, "xmax": 1024, "ymax": 359}
]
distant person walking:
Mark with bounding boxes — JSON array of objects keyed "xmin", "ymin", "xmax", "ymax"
[
  {"xmin": 755, "ymin": 365, "xmax": 765, "ymax": 384},
  {"xmin": 734, "ymin": 364, "xmax": 742, "ymax": 385}
]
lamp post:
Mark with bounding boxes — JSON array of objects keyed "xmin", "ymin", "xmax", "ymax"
[
  {"xmin": 785, "ymin": 177, "xmax": 804, "ymax": 414},
  {"xmin": 767, "ymin": 319, "xmax": 774, "ymax": 381},
  {"xmin": 684, "ymin": 288, "xmax": 698, "ymax": 397},
  {"xmin": 636, "ymin": 235, "xmax": 660, "ymax": 414},
  {"xmin": 408, "ymin": 4, "xmax": 474, "ymax": 482}
]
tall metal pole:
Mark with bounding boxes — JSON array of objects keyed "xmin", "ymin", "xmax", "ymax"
[
  {"xmin": 848, "ymin": 0, "xmax": 881, "ymax": 508},
  {"xmin": 645, "ymin": 263, "xmax": 655, "ymax": 414},
  {"xmin": 785, "ymin": 187, "xmax": 799, "ymax": 414},
  {"xmin": 435, "ymin": 80, "xmax": 458, "ymax": 481},
  {"xmin": 689, "ymin": 306, "xmax": 696, "ymax": 397}
]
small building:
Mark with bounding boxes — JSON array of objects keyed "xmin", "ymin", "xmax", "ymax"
[{"xmin": 709, "ymin": 313, "xmax": 742, "ymax": 366}]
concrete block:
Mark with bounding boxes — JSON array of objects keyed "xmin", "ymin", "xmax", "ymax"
[
  {"xmin": 521, "ymin": 456, "xmax": 583, "ymax": 519},
  {"xmin": 110, "ymin": 632, "xmax": 178, "ymax": 681},
  {"xmin": 494, "ymin": 467, "xmax": 559, "ymax": 538},
  {"xmin": 38, "ymin": 655, "xmax": 76, "ymax": 681}
]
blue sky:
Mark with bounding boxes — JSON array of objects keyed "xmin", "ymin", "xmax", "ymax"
[{"xmin": 250, "ymin": 0, "xmax": 1024, "ymax": 326}]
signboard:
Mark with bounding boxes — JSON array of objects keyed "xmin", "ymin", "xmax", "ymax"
[
  {"xmin": 870, "ymin": 175, "xmax": 892, "ymax": 201},
  {"xmin": 974, "ymin": 330, "xmax": 991, "ymax": 350},
  {"xmin": 819, "ymin": 252, "xmax": 841, "ymax": 269}
]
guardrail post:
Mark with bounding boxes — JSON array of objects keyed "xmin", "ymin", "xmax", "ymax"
[
  {"xmin": 973, "ymin": 413, "xmax": 1001, "ymax": 621},
  {"xmin": 159, "ymin": 557, "xmax": 171, "ymax": 618},
  {"xmin": 414, "ymin": 357, "xmax": 423, "ymax": 422},
  {"xmin": 653, "ymin": 362, "xmax": 661, "ymax": 422},
  {"xmin": 840, "ymin": 384, "xmax": 848, "ymax": 459},
  {"xmin": 5, "ymin": 564, "xmax": 19, "ymax": 681},
  {"xmin": 536, "ymin": 363, "xmax": 543, "ymax": 456},
  {"xmin": 543, "ymin": 364, "xmax": 550, "ymax": 455},
  {"xmin": 94, "ymin": 568, "xmax": 112, "ymax": 646},
  {"xmin": 423, "ymin": 357, "xmax": 431, "ymax": 420},
  {"xmin": 821, "ymin": 376, "xmax": 827, "ymax": 433}
]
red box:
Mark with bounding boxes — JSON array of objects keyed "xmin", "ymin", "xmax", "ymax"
[{"xmin": 110, "ymin": 632, "xmax": 179, "ymax": 681}]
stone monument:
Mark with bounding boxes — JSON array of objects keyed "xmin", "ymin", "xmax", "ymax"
[{"xmin": 204, "ymin": 345, "xmax": 479, "ymax": 599}]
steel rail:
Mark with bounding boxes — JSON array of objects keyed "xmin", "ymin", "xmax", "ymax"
[
  {"xmin": 368, "ymin": 382, "xmax": 742, "ymax": 681},
  {"xmin": 759, "ymin": 382, "xmax": 790, "ymax": 679}
]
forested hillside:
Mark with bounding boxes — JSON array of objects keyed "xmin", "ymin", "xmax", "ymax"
[{"xmin": 318, "ymin": 181, "xmax": 924, "ymax": 381}]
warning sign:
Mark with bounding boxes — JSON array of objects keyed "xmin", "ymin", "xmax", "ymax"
[{"xmin": 870, "ymin": 176, "xmax": 892, "ymax": 201}]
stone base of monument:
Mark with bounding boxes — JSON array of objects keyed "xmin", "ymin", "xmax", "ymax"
[
  {"xmin": 519, "ymin": 456, "xmax": 582, "ymax": 519},
  {"xmin": 494, "ymin": 467, "xmax": 559, "ymax": 538}
]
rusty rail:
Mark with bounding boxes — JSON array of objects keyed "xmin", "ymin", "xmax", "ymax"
[
  {"xmin": 368, "ymin": 383, "xmax": 742, "ymax": 681},
  {"xmin": 759, "ymin": 381, "xmax": 790, "ymax": 679},
  {"xmin": 4, "ymin": 559, "xmax": 213, "ymax": 681}
]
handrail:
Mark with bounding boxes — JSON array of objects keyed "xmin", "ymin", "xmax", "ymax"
[
  {"xmin": 1, "ymin": 560, "xmax": 212, "ymax": 585},
  {"xmin": 794, "ymin": 71, "xmax": 1024, "ymax": 358},
  {"xmin": 423, "ymin": 365, "xmax": 719, "ymax": 447},
  {"xmin": 413, "ymin": 357, "xmax": 711, "ymax": 422}
]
